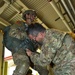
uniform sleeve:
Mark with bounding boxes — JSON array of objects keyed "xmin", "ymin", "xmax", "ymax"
[
  {"xmin": 30, "ymin": 51, "xmax": 52, "ymax": 67},
  {"xmin": 64, "ymin": 33, "xmax": 75, "ymax": 55},
  {"xmin": 30, "ymin": 36, "xmax": 53, "ymax": 67}
]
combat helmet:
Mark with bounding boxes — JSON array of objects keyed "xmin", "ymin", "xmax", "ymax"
[{"xmin": 22, "ymin": 9, "xmax": 37, "ymax": 20}]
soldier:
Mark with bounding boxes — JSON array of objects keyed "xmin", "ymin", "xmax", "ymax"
[
  {"xmin": 3, "ymin": 9, "xmax": 37, "ymax": 52},
  {"xmin": 3, "ymin": 10, "xmax": 49, "ymax": 75},
  {"xmin": 26, "ymin": 23, "xmax": 75, "ymax": 75}
]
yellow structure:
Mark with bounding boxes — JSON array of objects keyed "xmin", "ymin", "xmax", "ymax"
[{"xmin": 0, "ymin": 31, "xmax": 3, "ymax": 75}]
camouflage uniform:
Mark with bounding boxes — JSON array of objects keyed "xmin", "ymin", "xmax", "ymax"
[
  {"xmin": 3, "ymin": 21, "xmax": 28, "ymax": 53},
  {"xmin": 3, "ymin": 22, "xmax": 30, "ymax": 75},
  {"xmin": 30, "ymin": 29, "xmax": 75, "ymax": 75},
  {"xmin": 3, "ymin": 22, "xmax": 49, "ymax": 75}
]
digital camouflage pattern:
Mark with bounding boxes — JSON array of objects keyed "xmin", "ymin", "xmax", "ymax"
[
  {"xmin": 3, "ymin": 21, "xmax": 28, "ymax": 52},
  {"xmin": 3, "ymin": 21, "xmax": 30, "ymax": 75},
  {"xmin": 9, "ymin": 21, "xmax": 28, "ymax": 40},
  {"xmin": 30, "ymin": 29, "xmax": 75, "ymax": 75},
  {"xmin": 13, "ymin": 49, "xmax": 49, "ymax": 75},
  {"xmin": 12, "ymin": 49, "xmax": 30, "ymax": 75},
  {"xmin": 3, "ymin": 21, "xmax": 49, "ymax": 75}
]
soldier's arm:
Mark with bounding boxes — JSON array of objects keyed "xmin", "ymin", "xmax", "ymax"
[
  {"xmin": 29, "ymin": 46, "xmax": 53, "ymax": 67},
  {"xmin": 26, "ymin": 49, "xmax": 33, "ymax": 56}
]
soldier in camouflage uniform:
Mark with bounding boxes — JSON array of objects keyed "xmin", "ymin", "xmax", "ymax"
[
  {"xmin": 3, "ymin": 10, "xmax": 49, "ymax": 75},
  {"xmin": 26, "ymin": 23, "xmax": 75, "ymax": 75},
  {"xmin": 3, "ymin": 9, "xmax": 37, "ymax": 52}
]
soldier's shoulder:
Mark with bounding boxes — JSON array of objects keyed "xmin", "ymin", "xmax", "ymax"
[
  {"xmin": 46, "ymin": 28, "xmax": 65, "ymax": 35},
  {"xmin": 10, "ymin": 20, "xmax": 25, "ymax": 29},
  {"xmin": 15, "ymin": 20, "xmax": 25, "ymax": 26}
]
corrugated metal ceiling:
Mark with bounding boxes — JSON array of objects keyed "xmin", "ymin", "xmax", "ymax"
[
  {"xmin": 20, "ymin": 0, "xmax": 74, "ymax": 31},
  {"xmin": 0, "ymin": 0, "xmax": 75, "ymax": 32}
]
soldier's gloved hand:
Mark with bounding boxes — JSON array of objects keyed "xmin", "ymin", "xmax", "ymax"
[{"xmin": 26, "ymin": 49, "xmax": 33, "ymax": 56}]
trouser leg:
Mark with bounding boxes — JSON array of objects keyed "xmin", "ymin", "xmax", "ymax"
[
  {"xmin": 12, "ymin": 50, "xmax": 30, "ymax": 75},
  {"xmin": 34, "ymin": 65, "xmax": 49, "ymax": 75},
  {"xmin": 13, "ymin": 62, "xmax": 29, "ymax": 75}
]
